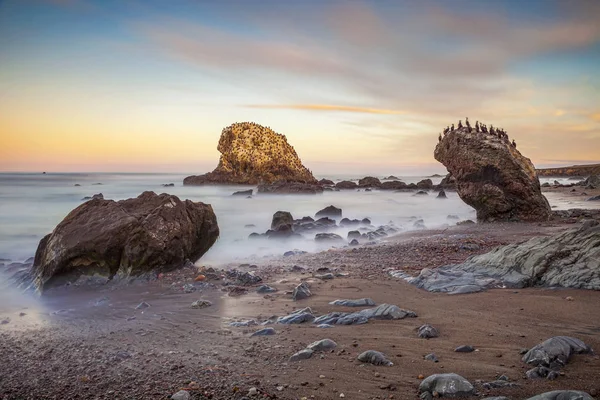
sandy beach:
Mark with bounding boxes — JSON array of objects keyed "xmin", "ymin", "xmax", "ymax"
[{"xmin": 2, "ymin": 218, "xmax": 599, "ymax": 400}]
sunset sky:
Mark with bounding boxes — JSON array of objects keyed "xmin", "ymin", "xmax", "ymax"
[{"xmin": 1, "ymin": 0, "xmax": 599, "ymax": 175}]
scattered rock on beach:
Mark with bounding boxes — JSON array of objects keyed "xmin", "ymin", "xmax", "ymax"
[
  {"xmin": 191, "ymin": 300, "xmax": 212, "ymax": 309},
  {"xmin": 335, "ymin": 180, "xmax": 358, "ymax": 190},
  {"xmin": 171, "ymin": 390, "xmax": 190, "ymax": 400},
  {"xmin": 277, "ymin": 307, "xmax": 315, "ymax": 324},
  {"xmin": 358, "ymin": 176, "xmax": 382, "ymax": 188},
  {"xmin": 257, "ymin": 285, "xmax": 277, "ymax": 293},
  {"xmin": 329, "ymin": 298, "xmax": 376, "ymax": 307},
  {"xmin": 522, "ymin": 336, "xmax": 592, "ymax": 373},
  {"xmin": 357, "ymin": 350, "xmax": 393, "ymax": 366},
  {"xmin": 232, "ymin": 189, "xmax": 253, "ymax": 196},
  {"xmin": 419, "ymin": 373, "xmax": 474, "ymax": 398},
  {"xmin": 424, "ymin": 353, "xmax": 439, "ymax": 363},
  {"xmin": 135, "ymin": 301, "xmax": 150, "ymax": 310},
  {"xmin": 455, "ymin": 345, "xmax": 475, "ymax": 353},
  {"xmin": 250, "ymin": 328, "xmax": 276, "ymax": 337},
  {"xmin": 436, "ymin": 189, "xmax": 447, "ymax": 199},
  {"xmin": 314, "ymin": 304, "xmax": 416, "ymax": 325},
  {"xmin": 292, "ymin": 282, "xmax": 312, "ymax": 301},
  {"xmin": 417, "ymin": 324, "xmax": 439, "ymax": 339},
  {"xmin": 314, "ymin": 233, "xmax": 344, "ymax": 243},
  {"xmin": 258, "ymin": 181, "xmax": 323, "ymax": 194},
  {"xmin": 290, "ymin": 349, "xmax": 314, "ymax": 362},
  {"xmin": 307, "ymin": 339, "xmax": 337, "ymax": 352}
]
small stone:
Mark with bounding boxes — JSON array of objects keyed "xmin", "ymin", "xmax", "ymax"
[
  {"xmin": 454, "ymin": 345, "xmax": 475, "ymax": 353},
  {"xmin": 424, "ymin": 353, "xmax": 439, "ymax": 363},
  {"xmin": 339, "ymin": 394, "xmax": 345, "ymax": 398},
  {"xmin": 375, "ymin": 372, "xmax": 380, "ymax": 377},
  {"xmin": 565, "ymin": 296, "xmax": 574, "ymax": 301},
  {"xmin": 191, "ymin": 299, "xmax": 212, "ymax": 309},
  {"xmin": 418, "ymin": 374, "xmax": 425, "ymax": 379},
  {"xmin": 319, "ymin": 375, "xmax": 326, "ymax": 379},
  {"xmin": 171, "ymin": 390, "xmax": 190, "ymax": 400},
  {"xmin": 248, "ymin": 387, "xmax": 258, "ymax": 396},
  {"xmin": 135, "ymin": 301, "xmax": 150, "ymax": 309}
]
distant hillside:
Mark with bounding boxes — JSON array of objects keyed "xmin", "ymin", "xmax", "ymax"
[{"xmin": 536, "ymin": 163, "xmax": 600, "ymax": 177}]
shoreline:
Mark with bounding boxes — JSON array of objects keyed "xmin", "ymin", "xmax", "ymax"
[{"xmin": 2, "ymin": 219, "xmax": 600, "ymax": 399}]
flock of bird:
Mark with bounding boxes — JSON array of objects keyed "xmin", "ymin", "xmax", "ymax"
[{"xmin": 439, "ymin": 118, "xmax": 517, "ymax": 148}]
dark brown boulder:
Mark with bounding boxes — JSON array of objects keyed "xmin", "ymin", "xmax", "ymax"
[
  {"xmin": 434, "ymin": 126, "xmax": 551, "ymax": 222},
  {"xmin": 437, "ymin": 173, "xmax": 456, "ymax": 190},
  {"xmin": 358, "ymin": 176, "xmax": 382, "ymax": 188},
  {"xmin": 184, "ymin": 122, "xmax": 316, "ymax": 185},
  {"xmin": 416, "ymin": 179, "xmax": 433, "ymax": 189},
  {"xmin": 380, "ymin": 181, "xmax": 408, "ymax": 190},
  {"xmin": 315, "ymin": 205, "xmax": 342, "ymax": 219},
  {"xmin": 336, "ymin": 180, "xmax": 358, "ymax": 190},
  {"xmin": 31, "ymin": 191, "xmax": 219, "ymax": 292},
  {"xmin": 271, "ymin": 211, "xmax": 294, "ymax": 231}
]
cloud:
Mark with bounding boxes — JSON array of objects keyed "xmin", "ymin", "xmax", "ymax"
[{"xmin": 243, "ymin": 104, "xmax": 407, "ymax": 115}]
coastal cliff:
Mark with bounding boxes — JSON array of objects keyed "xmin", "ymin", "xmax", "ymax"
[
  {"xmin": 536, "ymin": 163, "xmax": 600, "ymax": 177},
  {"xmin": 184, "ymin": 122, "xmax": 317, "ymax": 185}
]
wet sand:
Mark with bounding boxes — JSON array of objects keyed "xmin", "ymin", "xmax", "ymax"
[{"xmin": 1, "ymin": 221, "xmax": 600, "ymax": 399}]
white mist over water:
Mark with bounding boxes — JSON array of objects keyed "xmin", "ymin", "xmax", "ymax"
[{"xmin": 0, "ymin": 173, "xmax": 595, "ymax": 264}]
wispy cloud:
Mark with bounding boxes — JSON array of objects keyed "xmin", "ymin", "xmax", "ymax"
[{"xmin": 243, "ymin": 104, "xmax": 407, "ymax": 115}]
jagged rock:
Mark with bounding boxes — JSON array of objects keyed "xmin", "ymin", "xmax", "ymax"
[
  {"xmin": 588, "ymin": 195, "xmax": 600, "ymax": 201},
  {"xmin": 184, "ymin": 122, "xmax": 316, "ymax": 185},
  {"xmin": 437, "ymin": 189, "xmax": 447, "ymax": 199},
  {"xmin": 525, "ymin": 391, "xmax": 594, "ymax": 400},
  {"xmin": 380, "ymin": 180, "xmax": 408, "ymax": 190},
  {"xmin": 424, "ymin": 353, "xmax": 439, "ymax": 362},
  {"xmin": 584, "ymin": 175, "xmax": 600, "ymax": 187},
  {"xmin": 357, "ymin": 350, "xmax": 393, "ymax": 366},
  {"xmin": 31, "ymin": 192, "xmax": 218, "ymax": 292},
  {"xmin": 407, "ymin": 222, "xmax": 600, "ymax": 293},
  {"xmin": 257, "ymin": 181, "xmax": 323, "ymax": 194},
  {"xmin": 336, "ymin": 180, "xmax": 358, "ymax": 190},
  {"xmin": 318, "ymin": 178, "xmax": 334, "ymax": 185},
  {"xmin": 435, "ymin": 126, "xmax": 551, "ymax": 222},
  {"xmin": 226, "ymin": 269, "xmax": 262, "ymax": 285},
  {"xmin": 289, "ymin": 348, "xmax": 313, "ymax": 361},
  {"xmin": 191, "ymin": 299, "xmax": 212, "ymax": 309},
  {"xmin": 414, "ymin": 190, "xmax": 428, "ymax": 196},
  {"xmin": 307, "ymin": 339, "xmax": 337, "ymax": 352},
  {"xmin": 329, "ymin": 298, "xmax": 376, "ymax": 307},
  {"xmin": 292, "ymin": 282, "xmax": 312, "ymax": 301},
  {"xmin": 229, "ymin": 320, "xmax": 257, "ymax": 327},
  {"xmin": 419, "ymin": 373, "xmax": 474, "ymax": 397},
  {"xmin": 349, "ymin": 239, "xmax": 359, "ymax": 246},
  {"xmin": 416, "ymin": 179, "xmax": 433, "ymax": 189},
  {"xmin": 277, "ymin": 307, "xmax": 314, "ymax": 324},
  {"xmin": 438, "ymin": 173, "xmax": 457, "ymax": 190},
  {"xmin": 358, "ymin": 176, "xmax": 382, "ymax": 188},
  {"xmin": 522, "ymin": 336, "xmax": 592, "ymax": 368},
  {"xmin": 347, "ymin": 231, "xmax": 361, "ymax": 240},
  {"xmin": 417, "ymin": 324, "xmax": 439, "ymax": 339},
  {"xmin": 314, "ymin": 233, "xmax": 344, "ymax": 243},
  {"xmin": 315, "ymin": 205, "xmax": 342, "ymax": 219}
]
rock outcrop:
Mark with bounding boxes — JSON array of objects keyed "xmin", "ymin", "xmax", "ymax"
[
  {"xmin": 434, "ymin": 126, "xmax": 551, "ymax": 222},
  {"xmin": 536, "ymin": 163, "xmax": 600, "ymax": 177},
  {"xmin": 184, "ymin": 122, "xmax": 317, "ymax": 185},
  {"xmin": 31, "ymin": 191, "xmax": 219, "ymax": 292},
  {"xmin": 400, "ymin": 221, "xmax": 600, "ymax": 293},
  {"xmin": 257, "ymin": 181, "xmax": 323, "ymax": 194}
]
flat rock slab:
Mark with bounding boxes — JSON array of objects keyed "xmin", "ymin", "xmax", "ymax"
[
  {"xmin": 257, "ymin": 285, "xmax": 277, "ymax": 293},
  {"xmin": 277, "ymin": 308, "xmax": 315, "ymax": 324},
  {"xmin": 526, "ymin": 391, "xmax": 594, "ymax": 400},
  {"xmin": 314, "ymin": 303, "xmax": 416, "ymax": 326},
  {"xmin": 250, "ymin": 328, "xmax": 276, "ymax": 337},
  {"xmin": 455, "ymin": 345, "xmax": 475, "ymax": 353},
  {"xmin": 329, "ymin": 298, "xmax": 376, "ymax": 307},
  {"xmin": 402, "ymin": 222, "xmax": 600, "ymax": 293},
  {"xmin": 307, "ymin": 339, "xmax": 337, "ymax": 352},
  {"xmin": 419, "ymin": 373, "xmax": 474, "ymax": 397},
  {"xmin": 357, "ymin": 350, "xmax": 393, "ymax": 366},
  {"xmin": 522, "ymin": 336, "xmax": 592, "ymax": 368}
]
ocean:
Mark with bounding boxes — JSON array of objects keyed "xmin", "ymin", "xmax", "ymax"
[{"xmin": 0, "ymin": 173, "xmax": 593, "ymax": 264}]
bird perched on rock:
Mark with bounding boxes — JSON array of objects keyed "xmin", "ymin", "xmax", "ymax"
[
  {"xmin": 451, "ymin": 123, "xmax": 455, "ymax": 131},
  {"xmin": 512, "ymin": 139, "xmax": 517, "ymax": 148},
  {"xmin": 438, "ymin": 133, "xmax": 442, "ymax": 142},
  {"xmin": 458, "ymin": 120, "xmax": 463, "ymax": 129},
  {"xmin": 475, "ymin": 121, "xmax": 480, "ymax": 133}
]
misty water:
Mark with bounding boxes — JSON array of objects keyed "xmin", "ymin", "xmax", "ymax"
[{"xmin": 0, "ymin": 173, "xmax": 593, "ymax": 265}]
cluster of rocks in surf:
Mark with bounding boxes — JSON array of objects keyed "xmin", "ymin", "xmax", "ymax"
[
  {"xmin": 541, "ymin": 174, "xmax": 600, "ymax": 201},
  {"xmin": 247, "ymin": 205, "xmax": 400, "ymax": 246}
]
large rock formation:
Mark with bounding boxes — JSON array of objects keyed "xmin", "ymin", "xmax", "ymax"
[
  {"xmin": 184, "ymin": 122, "xmax": 317, "ymax": 185},
  {"xmin": 434, "ymin": 126, "xmax": 551, "ymax": 222},
  {"xmin": 31, "ymin": 191, "xmax": 219, "ymax": 292},
  {"xmin": 401, "ymin": 220, "xmax": 600, "ymax": 293}
]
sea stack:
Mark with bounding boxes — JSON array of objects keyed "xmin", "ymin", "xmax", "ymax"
[
  {"xmin": 434, "ymin": 124, "xmax": 551, "ymax": 222},
  {"xmin": 184, "ymin": 122, "xmax": 317, "ymax": 185}
]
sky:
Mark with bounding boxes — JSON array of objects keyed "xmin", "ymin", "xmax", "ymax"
[{"xmin": 1, "ymin": 0, "xmax": 599, "ymax": 175}]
